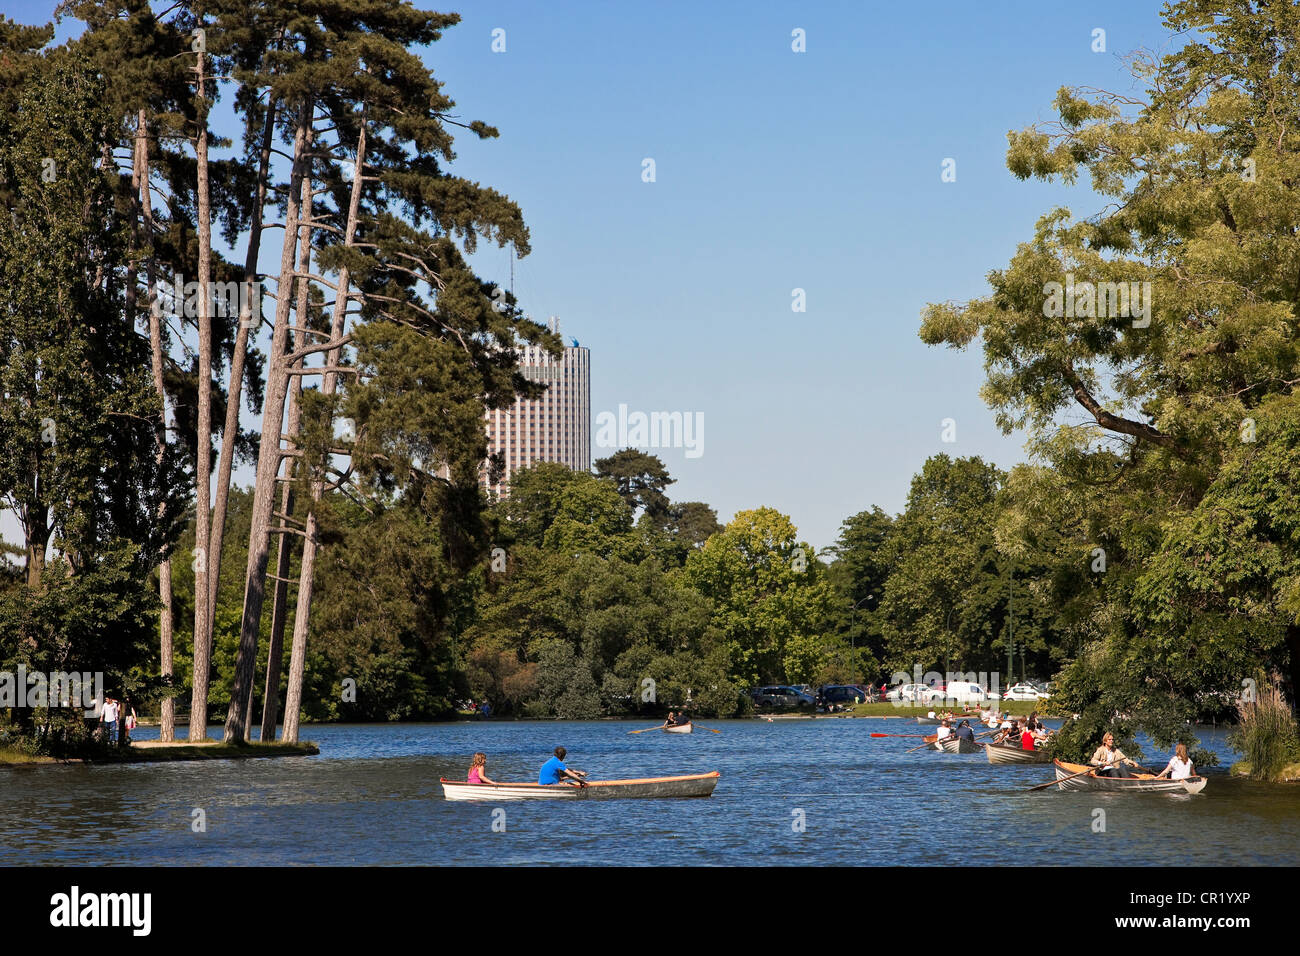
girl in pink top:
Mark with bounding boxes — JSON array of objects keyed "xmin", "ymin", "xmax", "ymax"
[{"xmin": 467, "ymin": 752, "xmax": 496, "ymax": 784}]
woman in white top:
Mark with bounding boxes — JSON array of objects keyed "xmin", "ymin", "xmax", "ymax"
[{"xmin": 1156, "ymin": 742, "xmax": 1195, "ymax": 780}]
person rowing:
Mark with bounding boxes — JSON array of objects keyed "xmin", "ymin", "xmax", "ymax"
[
  {"xmin": 538, "ymin": 746, "xmax": 588, "ymax": 787},
  {"xmin": 934, "ymin": 719, "xmax": 953, "ymax": 742},
  {"xmin": 993, "ymin": 719, "xmax": 1019, "ymax": 745},
  {"xmin": 661, "ymin": 710, "xmax": 678, "ymax": 729},
  {"xmin": 955, "ymin": 719, "xmax": 975, "ymax": 742},
  {"xmin": 1089, "ymin": 732, "xmax": 1142, "ymax": 777}
]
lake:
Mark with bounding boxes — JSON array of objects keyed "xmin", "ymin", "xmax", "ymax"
[{"xmin": 2, "ymin": 717, "xmax": 1297, "ymax": 866}]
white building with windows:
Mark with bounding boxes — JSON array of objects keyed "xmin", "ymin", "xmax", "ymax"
[{"xmin": 482, "ymin": 318, "xmax": 590, "ymax": 497}]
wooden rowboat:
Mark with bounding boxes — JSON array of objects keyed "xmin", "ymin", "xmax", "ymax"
[
  {"xmin": 664, "ymin": 722, "xmax": 693, "ymax": 734},
  {"xmin": 1051, "ymin": 760, "xmax": 1206, "ymax": 794},
  {"xmin": 932, "ymin": 735, "xmax": 981, "ymax": 754},
  {"xmin": 986, "ymin": 742, "xmax": 1051, "ymax": 765},
  {"xmin": 440, "ymin": 771, "xmax": 720, "ymax": 801}
]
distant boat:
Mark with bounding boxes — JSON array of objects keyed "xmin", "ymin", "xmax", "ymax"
[{"xmin": 440, "ymin": 771, "xmax": 720, "ymax": 801}]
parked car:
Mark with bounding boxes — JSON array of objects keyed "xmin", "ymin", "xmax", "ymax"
[
  {"xmin": 1003, "ymin": 682, "xmax": 1050, "ymax": 701},
  {"xmin": 922, "ymin": 680, "xmax": 995, "ymax": 705},
  {"xmin": 751, "ymin": 685, "xmax": 815, "ymax": 709},
  {"xmin": 816, "ymin": 684, "xmax": 868, "ymax": 708},
  {"xmin": 886, "ymin": 683, "xmax": 929, "ymax": 702}
]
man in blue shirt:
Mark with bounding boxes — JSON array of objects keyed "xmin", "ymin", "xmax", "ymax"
[{"xmin": 538, "ymin": 746, "xmax": 587, "ymax": 786}]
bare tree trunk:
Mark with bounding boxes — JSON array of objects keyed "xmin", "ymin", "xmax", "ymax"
[
  {"xmin": 260, "ymin": 168, "xmax": 313, "ymax": 742},
  {"xmin": 188, "ymin": 50, "xmax": 216, "ymax": 741},
  {"xmin": 283, "ymin": 118, "xmax": 367, "ymax": 743},
  {"xmin": 206, "ymin": 96, "xmax": 278, "ymax": 639},
  {"xmin": 259, "ymin": 480, "xmax": 295, "ymax": 741},
  {"xmin": 136, "ymin": 108, "xmax": 177, "ymax": 741},
  {"xmin": 224, "ymin": 101, "xmax": 313, "ymax": 743}
]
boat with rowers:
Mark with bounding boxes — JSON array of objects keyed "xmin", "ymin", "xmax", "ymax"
[
  {"xmin": 663, "ymin": 721, "xmax": 693, "ymax": 734},
  {"xmin": 440, "ymin": 771, "xmax": 721, "ymax": 801},
  {"xmin": 1051, "ymin": 760, "xmax": 1206, "ymax": 794},
  {"xmin": 986, "ymin": 742, "xmax": 1051, "ymax": 764},
  {"xmin": 920, "ymin": 733, "xmax": 981, "ymax": 753},
  {"xmin": 936, "ymin": 735, "xmax": 981, "ymax": 754}
]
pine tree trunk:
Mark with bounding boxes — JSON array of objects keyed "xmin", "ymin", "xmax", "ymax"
[
  {"xmin": 283, "ymin": 118, "xmax": 367, "ymax": 743},
  {"xmin": 260, "ymin": 476, "xmax": 296, "ymax": 741},
  {"xmin": 136, "ymin": 108, "xmax": 177, "ymax": 742},
  {"xmin": 188, "ymin": 50, "xmax": 216, "ymax": 741},
  {"xmin": 224, "ymin": 100, "xmax": 313, "ymax": 742},
  {"xmin": 206, "ymin": 96, "xmax": 278, "ymax": 640},
  {"xmin": 260, "ymin": 167, "xmax": 313, "ymax": 742}
]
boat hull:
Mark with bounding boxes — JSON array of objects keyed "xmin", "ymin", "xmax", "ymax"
[
  {"xmin": 986, "ymin": 743, "xmax": 1051, "ymax": 765},
  {"xmin": 934, "ymin": 735, "xmax": 980, "ymax": 754},
  {"xmin": 440, "ymin": 771, "xmax": 720, "ymax": 801},
  {"xmin": 1052, "ymin": 760, "xmax": 1206, "ymax": 794},
  {"xmin": 664, "ymin": 722, "xmax": 693, "ymax": 734}
]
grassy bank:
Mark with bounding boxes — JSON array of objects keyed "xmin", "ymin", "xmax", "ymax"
[
  {"xmin": 0, "ymin": 740, "xmax": 319, "ymax": 767},
  {"xmin": 845, "ymin": 700, "xmax": 1062, "ymax": 718},
  {"xmin": 0, "ymin": 746, "xmax": 61, "ymax": 766},
  {"xmin": 1230, "ymin": 760, "xmax": 1300, "ymax": 782}
]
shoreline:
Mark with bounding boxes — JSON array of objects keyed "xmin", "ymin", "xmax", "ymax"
[{"xmin": 0, "ymin": 740, "xmax": 319, "ymax": 768}]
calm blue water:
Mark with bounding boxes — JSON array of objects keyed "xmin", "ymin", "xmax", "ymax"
[{"xmin": 2, "ymin": 717, "xmax": 1296, "ymax": 865}]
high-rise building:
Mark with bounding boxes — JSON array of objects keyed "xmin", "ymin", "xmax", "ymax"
[{"xmin": 482, "ymin": 317, "xmax": 590, "ymax": 497}]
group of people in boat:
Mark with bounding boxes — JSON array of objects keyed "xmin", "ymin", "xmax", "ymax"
[
  {"xmin": 1089, "ymin": 733, "xmax": 1196, "ymax": 779},
  {"xmin": 660, "ymin": 711, "xmax": 690, "ymax": 729},
  {"xmin": 992, "ymin": 712, "xmax": 1052, "ymax": 750},
  {"xmin": 933, "ymin": 718, "xmax": 977, "ymax": 743}
]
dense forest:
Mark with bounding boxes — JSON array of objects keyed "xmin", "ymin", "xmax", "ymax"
[{"xmin": 2, "ymin": 1, "xmax": 1298, "ymax": 771}]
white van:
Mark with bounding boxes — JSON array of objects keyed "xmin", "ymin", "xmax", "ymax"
[{"xmin": 928, "ymin": 681, "xmax": 990, "ymax": 705}]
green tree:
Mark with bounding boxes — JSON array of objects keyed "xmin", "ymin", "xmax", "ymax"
[
  {"xmin": 918, "ymin": 1, "xmax": 1300, "ymax": 736},
  {"xmin": 595, "ymin": 449, "xmax": 674, "ymax": 522},
  {"xmin": 682, "ymin": 507, "xmax": 839, "ymax": 686}
]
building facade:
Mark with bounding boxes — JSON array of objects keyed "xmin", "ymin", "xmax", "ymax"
[{"xmin": 482, "ymin": 320, "xmax": 590, "ymax": 498}]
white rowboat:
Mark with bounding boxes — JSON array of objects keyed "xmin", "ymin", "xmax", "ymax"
[
  {"xmin": 1052, "ymin": 760, "xmax": 1207, "ymax": 794},
  {"xmin": 440, "ymin": 771, "xmax": 721, "ymax": 801}
]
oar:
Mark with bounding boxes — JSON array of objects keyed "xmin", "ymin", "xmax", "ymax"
[
  {"xmin": 692, "ymin": 723, "xmax": 722, "ymax": 734},
  {"xmin": 628, "ymin": 725, "xmax": 667, "ymax": 734},
  {"xmin": 1026, "ymin": 761, "xmax": 1116, "ymax": 792},
  {"xmin": 870, "ymin": 733, "xmax": 930, "ymax": 738}
]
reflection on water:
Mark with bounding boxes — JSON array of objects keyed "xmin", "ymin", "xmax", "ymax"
[{"xmin": 2, "ymin": 719, "xmax": 1296, "ymax": 866}]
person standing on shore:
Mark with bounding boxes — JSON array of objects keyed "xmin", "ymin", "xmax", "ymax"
[
  {"xmin": 121, "ymin": 697, "xmax": 137, "ymax": 747},
  {"xmin": 100, "ymin": 697, "xmax": 120, "ymax": 745}
]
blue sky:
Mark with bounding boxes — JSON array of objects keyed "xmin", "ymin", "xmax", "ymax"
[{"xmin": 0, "ymin": 0, "xmax": 1180, "ymax": 550}]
